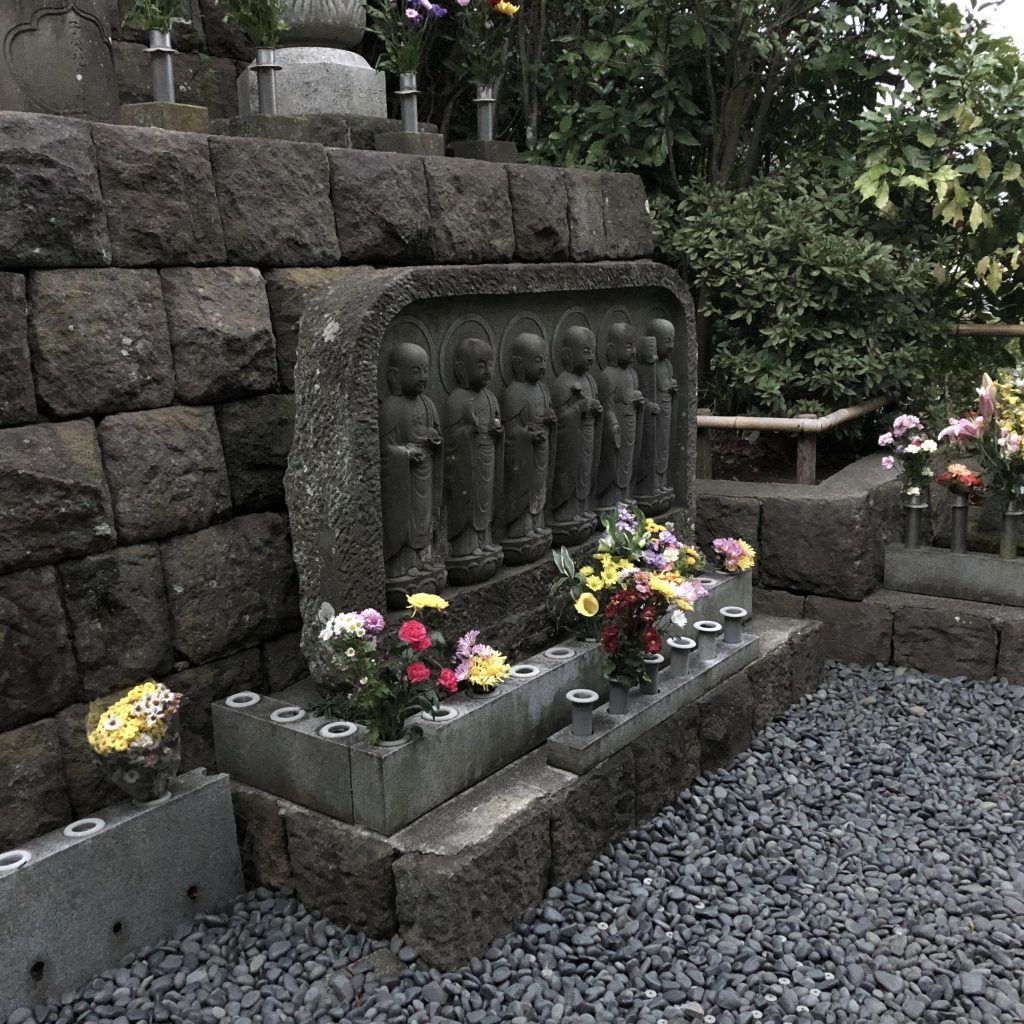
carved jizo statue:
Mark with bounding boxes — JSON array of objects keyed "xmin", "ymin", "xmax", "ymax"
[
  {"xmin": 379, "ymin": 341, "xmax": 445, "ymax": 607},
  {"xmin": 443, "ymin": 336, "xmax": 504, "ymax": 585},
  {"xmin": 595, "ymin": 322, "xmax": 645, "ymax": 508},
  {"xmin": 500, "ymin": 331, "xmax": 557, "ymax": 564},
  {"xmin": 650, "ymin": 317, "xmax": 678, "ymax": 511},
  {"xmin": 548, "ymin": 325, "xmax": 603, "ymax": 545}
]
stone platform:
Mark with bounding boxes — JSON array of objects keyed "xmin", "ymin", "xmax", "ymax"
[
  {"xmin": 230, "ymin": 614, "xmax": 823, "ymax": 968},
  {"xmin": 884, "ymin": 543, "xmax": 1024, "ymax": 608}
]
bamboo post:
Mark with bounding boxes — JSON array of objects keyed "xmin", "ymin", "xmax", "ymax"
[
  {"xmin": 795, "ymin": 413, "xmax": 817, "ymax": 485},
  {"xmin": 696, "ymin": 407, "xmax": 713, "ymax": 479}
]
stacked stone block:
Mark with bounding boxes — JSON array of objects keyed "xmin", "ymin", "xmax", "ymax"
[{"xmin": 0, "ymin": 110, "xmax": 655, "ymax": 848}]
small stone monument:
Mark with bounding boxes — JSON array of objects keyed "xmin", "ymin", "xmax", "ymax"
[
  {"xmin": 595, "ymin": 322, "xmax": 645, "ymax": 509},
  {"xmin": 0, "ymin": 0, "xmax": 119, "ymax": 121}
]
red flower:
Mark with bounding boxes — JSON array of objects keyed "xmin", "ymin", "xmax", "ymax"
[
  {"xmin": 643, "ymin": 628, "xmax": 662, "ymax": 654},
  {"xmin": 398, "ymin": 619, "xmax": 431, "ymax": 651},
  {"xmin": 601, "ymin": 625, "xmax": 619, "ymax": 653},
  {"xmin": 406, "ymin": 661, "xmax": 431, "ymax": 684},
  {"xmin": 438, "ymin": 668, "xmax": 459, "ymax": 693},
  {"xmin": 641, "ymin": 606, "xmax": 656, "ymax": 624}
]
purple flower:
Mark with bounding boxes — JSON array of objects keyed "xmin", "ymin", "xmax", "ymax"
[
  {"xmin": 405, "ymin": 5, "xmax": 422, "ymax": 19},
  {"xmin": 429, "ymin": 3, "xmax": 447, "ymax": 14},
  {"xmin": 892, "ymin": 414, "xmax": 922, "ymax": 438},
  {"xmin": 360, "ymin": 608, "xmax": 385, "ymax": 634},
  {"xmin": 615, "ymin": 503, "xmax": 637, "ymax": 531},
  {"xmin": 456, "ymin": 629, "xmax": 480, "ymax": 662},
  {"xmin": 641, "ymin": 549, "xmax": 667, "ymax": 570}
]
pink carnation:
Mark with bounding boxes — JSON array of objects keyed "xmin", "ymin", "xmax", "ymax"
[
  {"xmin": 360, "ymin": 609, "xmax": 385, "ymax": 634},
  {"xmin": 878, "ymin": 432, "xmax": 893, "ymax": 447},
  {"xmin": 892, "ymin": 414, "xmax": 922, "ymax": 437},
  {"xmin": 881, "ymin": 455, "xmax": 895, "ymax": 470}
]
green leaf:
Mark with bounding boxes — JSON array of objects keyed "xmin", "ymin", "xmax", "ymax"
[
  {"xmin": 916, "ymin": 126, "xmax": 938, "ymax": 148},
  {"xmin": 975, "ymin": 151, "xmax": 993, "ymax": 180}
]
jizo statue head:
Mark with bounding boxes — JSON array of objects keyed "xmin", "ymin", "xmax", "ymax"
[
  {"xmin": 637, "ymin": 335, "xmax": 657, "ymax": 365},
  {"xmin": 606, "ymin": 323, "xmax": 637, "ymax": 368},
  {"xmin": 561, "ymin": 326, "xmax": 596, "ymax": 374},
  {"xmin": 453, "ymin": 336, "xmax": 493, "ymax": 391},
  {"xmin": 386, "ymin": 341, "xmax": 430, "ymax": 398},
  {"xmin": 511, "ymin": 332, "xmax": 547, "ymax": 384},
  {"xmin": 649, "ymin": 318, "xmax": 675, "ymax": 359}
]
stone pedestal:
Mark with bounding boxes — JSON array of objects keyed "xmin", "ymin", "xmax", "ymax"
[
  {"xmin": 374, "ymin": 130, "xmax": 446, "ymax": 157},
  {"xmin": 449, "ymin": 139, "xmax": 519, "ymax": 163},
  {"xmin": 121, "ymin": 101, "xmax": 210, "ymax": 133},
  {"xmin": 237, "ymin": 47, "xmax": 386, "ymax": 118}
]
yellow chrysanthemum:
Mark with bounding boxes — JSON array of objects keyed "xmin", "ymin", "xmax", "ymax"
[
  {"xmin": 468, "ymin": 651, "xmax": 511, "ymax": 690},
  {"xmin": 574, "ymin": 592, "xmax": 600, "ymax": 617},
  {"xmin": 579, "ymin": 565, "xmax": 595, "ymax": 577},
  {"xmin": 494, "ymin": 0, "xmax": 519, "ymax": 14},
  {"xmin": 649, "ymin": 576, "xmax": 676, "ymax": 602},
  {"xmin": 644, "ymin": 518, "xmax": 665, "ymax": 533},
  {"xmin": 406, "ymin": 592, "xmax": 449, "ymax": 612},
  {"xmin": 736, "ymin": 540, "xmax": 756, "ymax": 572},
  {"xmin": 586, "ymin": 575, "xmax": 605, "ymax": 592}
]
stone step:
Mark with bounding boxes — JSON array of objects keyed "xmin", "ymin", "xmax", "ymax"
[{"xmin": 884, "ymin": 542, "xmax": 1024, "ymax": 608}]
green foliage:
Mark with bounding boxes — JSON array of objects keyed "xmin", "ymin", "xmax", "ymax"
[
  {"xmin": 124, "ymin": 0, "xmax": 184, "ymax": 32},
  {"xmin": 362, "ymin": 0, "xmax": 447, "ymax": 75},
  {"xmin": 450, "ymin": 0, "xmax": 518, "ymax": 87},
  {"xmin": 218, "ymin": 0, "xmax": 288, "ymax": 48}
]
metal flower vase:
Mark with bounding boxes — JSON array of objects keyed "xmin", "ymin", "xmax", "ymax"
[
  {"xmin": 146, "ymin": 30, "xmax": 176, "ymax": 103},
  {"xmin": 903, "ymin": 490, "xmax": 928, "ymax": 549},
  {"xmin": 252, "ymin": 48, "xmax": 282, "ymax": 115},
  {"xmin": 607, "ymin": 683, "xmax": 630, "ymax": 716},
  {"xmin": 949, "ymin": 493, "xmax": 969, "ymax": 554},
  {"xmin": 397, "ymin": 72, "xmax": 419, "ymax": 133},
  {"xmin": 1000, "ymin": 498, "xmax": 1023, "ymax": 559},
  {"xmin": 475, "ymin": 83, "xmax": 497, "ymax": 142}
]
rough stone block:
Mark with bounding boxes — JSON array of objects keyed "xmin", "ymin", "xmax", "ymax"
[
  {"xmin": 746, "ymin": 616, "xmax": 823, "ymax": 730},
  {"xmin": 0, "ymin": 567, "xmax": 81, "ymax": 732},
  {"xmin": 0, "ymin": 112, "xmax": 110, "ymax": 269},
  {"xmin": 753, "ymin": 587, "xmax": 805, "ymax": 620},
  {"xmin": 697, "ymin": 670, "xmax": 753, "ymax": 771},
  {"xmin": 0, "ymin": 420, "xmax": 115, "ymax": 574},
  {"xmin": 264, "ymin": 268, "xmax": 354, "ymax": 391},
  {"xmin": 328, "ymin": 149, "xmax": 433, "ymax": 263},
  {"xmin": 161, "ymin": 514, "xmax": 300, "ymax": 665},
  {"xmin": 805, "ymin": 594, "xmax": 892, "ymax": 666},
  {"xmin": 565, "ymin": 169, "xmax": 607, "ymax": 261},
  {"xmin": 375, "ymin": 130, "xmax": 445, "ymax": 157},
  {"xmin": 208, "ymin": 135, "xmax": 341, "ymax": 266},
  {"xmin": 423, "ymin": 157, "xmax": 515, "ymax": 263},
  {"xmin": 885, "ymin": 544, "xmax": 1024, "ymax": 608},
  {"xmin": 166, "ymin": 648, "xmax": 265, "ymax": 771},
  {"xmin": 262, "ymin": 631, "xmax": 308, "ymax": 692},
  {"xmin": 216, "ymin": 395, "xmax": 295, "ymax": 512},
  {"xmin": 285, "ymin": 804, "xmax": 397, "ymax": 937},
  {"xmin": 602, "ymin": 172, "xmax": 653, "ymax": 259},
  {"xmin": 893, "ymin": 602, "xmax": 997, "ymax": 681},
  {"xmin": 162, "ymin": 267, "xmax": 280, "ymax": 404},
  {"xmin": 0, "ymin": 274, "xmax": 35, "ymax": 426},
  {"xmin": 29, "ymin": 269, "xmax": 174, "ymax": 417},
  {"xmin": 507, "ymin": 164, "xmax": 570, "ymax": 262},
  {"xmin": 55, "ymin": 702, "xmax": 119, "ymax": 817},
  {"xmin": 695, "ymin": 492, "xmax": 761, "ymax": 556},
  {"xmin": 549, "ymin": 747, "xmax": 635, "ymax": 885},
  {"xmin": 231, "ymin": 781, "xmax": 293, "ymax": 890},
  {"xmin": 98, "ymin": 406, "xmax": 232, "ymax": 543},
  {"xmin": 59, "ymin": 544, "xmax": 175, "ymax": 698},
  {"xmin": 120, "ymin": 101, "xmax": 211, "ymax": 133},
  {"xmin": 633, "ymin": 704, "xmax": 699, "ymax": 822},
  {"xmin": 0, "ymin": 719, "xmax": 71, "ymax": 848},
  {"xmin": 997, "ymin": 621, "xmax": 1024, "ymax": 684},
  {"xmin": 788, "ymin": 619, "xmax": 824, "ymax": 700},
  {"xmin": 91, "ymin": 122, "xmax": 226, "ymax": 267}
]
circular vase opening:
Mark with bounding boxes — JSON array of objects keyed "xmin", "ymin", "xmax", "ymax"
[
  {"xmin": 694, "ymin": 621, "xmax": 723, "ymax": 634},
  {"xmin": 0, "ymin": 849, "xmax": 30, "ymax": 873},
  {"xmin": 422, "ymin": 706, "xmax": 459, "ymax": 722},
  {"xmin": 721, "ymin": 606, "xmax": 747, "ymax": 619},
  {"xmin": 226, "ymin": 691, "xmax": 262, "ymax": 709},
  {"xmin": 543, "ymin": 646, "xmax": 576, "ymax": 661},
  {"xmin": 270, "ymin": 706, "xmax": 306, "ymax": 724},
  {"xmin": 668, "ymin": 637, "xmax": 697, "ymax": 651},
  {"xmin": 378, "ymin": 735, "xmax": 411, "ymax": 748},
  {"xmin": 510, "ymin": 664, "xmax": 542, "ymax": 679},
  {"xmin": 133, "ymin": 791, "xmax": 172, "ymax": 808},
  {"xmin": 318, "ymin": 721, "xmax": 357, "ymax": 739},
  {"xmin": 566, "ymin": 688, "xmax": 599, "ymax": 705},
  {"xmin": 63, "ymin": 818, "xmax": 105, "ymax": 839},
  {"xmin": 698, "ymin": 577, "xmax": 719, "ymax": 589}
]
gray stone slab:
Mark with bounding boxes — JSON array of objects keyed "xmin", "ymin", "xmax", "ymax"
[
  {"xmin": 545, "ymin": 634, "xmax": 760, "ymax": 775},
  {"xmin": 213, "ymin": 693, "xmax": 355, "ymax": 822},
  {"xmin": 676, "ymin": 569, "xmax": 753, "ymax": 639},
  {"xmin": 884, "ymin": 543, "xmax": 1024, "ymax": 608},
  {"xmin": 0, "ymin": 770, "xmax": 242, "ymax": 1018}
]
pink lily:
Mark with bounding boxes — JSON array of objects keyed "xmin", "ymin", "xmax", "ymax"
[
  {"xmin": 938, "ymin": 416, "xmax": 985, "ymax": 442},
  {"xmin": 977, "ymin": 373, "xmax": 997, "ymax": 422}
]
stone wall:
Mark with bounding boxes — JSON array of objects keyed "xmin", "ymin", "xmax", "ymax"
[{"xmin": 0, "ymin": 110, "xmax": 655, "ymax": 848}]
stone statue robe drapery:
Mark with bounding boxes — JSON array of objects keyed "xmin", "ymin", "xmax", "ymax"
[
  {"xmin": 596, "ymin": 364, "xmax": 642, "ymax": 505},
  {"xmin": 549, "ymin": 369, "xmax": 601, "ymax": 520}
]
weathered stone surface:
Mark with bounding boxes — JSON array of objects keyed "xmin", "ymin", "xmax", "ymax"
[
  {"xmin": 788, "ymin": 619, "xmax": 824, "ymax": 700},
  {"xmin": 997, "ymin": 621, "xmax": 1024, "ymax": 684},
  {"xmin": 328, "ymin": 149, "xmax": 433, "ymax": 263},
  {"xmin": 507, "ymin": 164, "xmax": 570, "ymax": 262},
  {"xmin": 0, "ymin": 112, "xmax": 110, "ymax": 268},
  {"xmin": 29, "ymin": 269, "xmax": 174, "ymax": 417},
  {"xmin": 55, "ymin": 702, "xmax": 119, "ymax": 817},
  {"xmin": 550, "ymin": 748, "xmax": 635, "ymax": 884},
  {"xmin": 216, "ymin": 394, "xmax": 295, "ymax": 512},
  {"xmin": 746, "ymin": 617, "xmax": 823, "ymax": 731},
  {"xmin": 565, "ymin": 169, "xmax": 606, "ymax": 261},
  {"xmin": 262, "ymin": 631, "xmax": 308, "ymax": 692},
  {"xmin": 633, "ymin": 704, "xmax": 699, "ymax": 822},
  {"xmin": 120, "ymin": 101, "xmax": 211, "ymax": 133},
  {"xmin": 165, "ymin": 648, "xmax": 265, "ymax": 770},
  {"xmin": 59, "ymin": 544, "xmax": 175, "ymax": 698},
  {"xmin": 753, "ymin": 587, "xmax": 805, "ymax": 619},
  {"xmin": 0, "ymin": 567, "xmax": 80, "ymax": 731},
  {"xmin": 231, "ymin": 781, "xmax": 293, "ymax": 890},
  {"xmin": 0, "ymin": 419, "xmax": 114, "ymax": 574},
  {"xmin": 805, "ymin": 594, "xmax": 892, "ymax": 666},
  {"xmin": 893, "ymin": 602, "xmax": 997, "ymax": 681},
  {"xmin": 698, "ymin": 672, "xmax": 753, "ymax": 771},
  {"xmin": 91, "ymin": 122, "xmax": 226, "ymax": 267},
  {"xmin": 0, "ymin": 274, "xmax": 35, "ymax": 425},
  {"xmin": 696, "ymin": 493, "xmax": 762, "ymax": 557},
  {"xmin": 285, "ymin": 804, "xmax": 397, "ymax": 937},
  {"xmin": 162, "ymin": 267, "xmax": 280, "ymax": 403},
  {"xmin": 394, "ymin": 809, "xmax": 550, "ymax": 969},
  {"xmin": 422, "ymin": 158, "xmax": 514, "ymax": 263},
  {"xmin": 98, "ymin": 406, "xmax": 232, "ymax": 543},
  {"xmin": 264, "ymin": 268, "xmax": 353, "ymax": 391},
  {"xmin": 0, "ymin": 718, "xmax": 71, "ymax": 847},
  {"xmin": 208, "ymin": 136, "xmax": 341, "ymax": 266},
  {"xmin": 602, "ymin": 172, "xmax": 653, "ymax": 259},
  {"xmin": 161, "ymin": 513, "xmax": 300, "ymax": 665}
]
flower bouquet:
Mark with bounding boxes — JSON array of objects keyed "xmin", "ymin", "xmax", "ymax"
[
  {"xmin": 935, "ymin": 463, "xmax": 985, "ymax": 503},
  {"xmin": 711, "ymin": 537, "xmax": 756, "ymax": 573},
  {"xmin": 878, "ymin": 414, "xmax": 938, "ymax": 501},
  {"xmin": 87, "ymin": 682, "xmax": 183, "ymax": 805},
  {"xmin": 361, "ymin": 0, "xmax": 449, "ymax": 75},
  {"xmin": 452, "ymin": 630, "xmax": 511, "ymax": 695}
]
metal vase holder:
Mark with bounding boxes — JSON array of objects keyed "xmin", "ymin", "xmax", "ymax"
[
  {"xmin": 950, "ymin": 492, "xmax": 969, "ymax": 555},
  {"xmin": 475, "ymin": 83, "xmax": 497, "ymax": 142},
  {"xmin": 1000, "ymin": 498, "xmax": 1023, "ymax": 560},
  {"xmin": 567, "ymin": 689, "xmax": 599, "ymax": 736},
  {"xmin": 146, "ymin": 29, "xmax": 177, "ymax": 104},
  {"xmin": 903, "ymin": 492, "xmax": 928, "ymax": 549},
  {"xmin": 667, "ymin": 636, "xmax": 696, "ymax": 677},
  {"xmin": 641, "ymin": 654, "xmax": 664, "ymax": 695},
  {"xmin": 607, "ymin": 683, "xmax": 630, "ymax": 716},
  {"xmin": 720, "ymin": 607, "xmax": 747, "ymax": 645},
  {"xmin": 397, "ymin": 72, "xmax": 420, "ymax": 134},
  {"xmin": 252, "ymin": 48, "xmax": 282, "ymax": 116},
  {"xmin": 694, "ymin": 621, "xmax": 723, "ymax": 662}
]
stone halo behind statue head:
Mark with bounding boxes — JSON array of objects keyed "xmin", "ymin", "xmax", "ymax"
[
  {"xmin": 385, "ymin": 340, "xmax": 429, "ymax": 397},
  {"xmin": 560, "ymin": 325, "xmax": 597, "ymax": 373}
]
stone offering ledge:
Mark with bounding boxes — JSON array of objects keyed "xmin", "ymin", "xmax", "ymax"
[
  {"xmin": 0, "ymin": 770, "xmax": 242, "ymax": 1017},
  {"xmin": 884, "ymin": 543, "xmax": 1024, "ymax": 608}
]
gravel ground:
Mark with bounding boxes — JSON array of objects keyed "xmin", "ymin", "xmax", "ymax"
[{"xmin": 10, "ymin": 661, "xmax": 1024, "ymax": 1024}]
